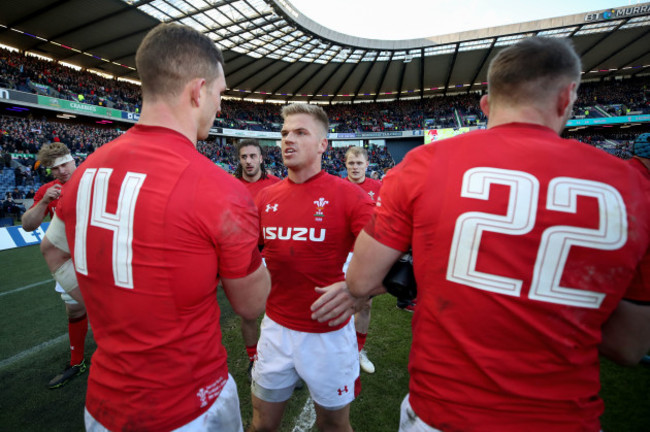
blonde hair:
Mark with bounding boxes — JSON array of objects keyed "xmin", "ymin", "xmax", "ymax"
[
  {"xmin": 345, "ymin": 146, "xmax": 368, "ymax": 162},
  {"xmin": 281, "ymin": 103, "xmax": 329, "ymax": 137}
]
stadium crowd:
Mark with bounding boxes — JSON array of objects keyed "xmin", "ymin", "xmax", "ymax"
[
  {"xmin": 0, "ymin": 45, "xmax": 647, "ymax": 201},
  {"xmin": 1, "ymin": 111, "xmax": 641, "ymax": 213},
  {"xmin": 1, "ymin": 47, "xmax": 649, "ymax": 133},
  {"xmin": 0, "ymin": 112, "xmax": 644, "ymax": 203},
  {"xmin": 0, "ymin": 48, "xmax": 141, "ymax": 112},
  {"xmin": 0, "ymin": 114, "xmax": 396, "ymax": 202}
]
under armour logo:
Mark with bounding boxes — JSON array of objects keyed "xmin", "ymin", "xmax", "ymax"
[
  {"xmin": 368, "ymin": 191, "xmax": 375, "ymax": 199},
  {"xmin": 266, "ymin": 203, "xmax": 278, "ymax": 212},
  {"xmin": 337, "ymin": 386, "xmax": 349, "ymax": 396}
]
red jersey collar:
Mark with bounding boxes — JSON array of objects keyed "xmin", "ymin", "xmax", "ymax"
[{"xmin": 287, "ymin": 169, "xmax": 327, "ymax": 185}]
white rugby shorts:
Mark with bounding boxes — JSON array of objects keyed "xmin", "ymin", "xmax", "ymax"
[
  {"xmin": 397, "ymin": 394, "xmax": 604, "ymax": 432},
  {"xmin": 399, "ymin": 395, "xmax": 443, "ymax": 432},
  {"xmin": 55, "ymin": 282, "xmax": 78, "ymax": 305},
  {"xmin": 342, "ymin": 252, "xmax": 353, "ymax": 275},
  {"xmin": 252, "ymin": 315, "xmax": 359, "ymax": 410},
  {"xmin": 85, "ymin": 373, "xmax": 243, "ymax": 432}
]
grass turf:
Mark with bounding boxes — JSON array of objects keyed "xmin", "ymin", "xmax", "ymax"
[{"xmin": 0, "ymin": 245, "xmax": 648, "ymax": 431}]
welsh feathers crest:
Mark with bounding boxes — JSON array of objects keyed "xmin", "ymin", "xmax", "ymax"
[{"xmin": 313, "ymin": 197, "xmax": 329, "ymax": 218}]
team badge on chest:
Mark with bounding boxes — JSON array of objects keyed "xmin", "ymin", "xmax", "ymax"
[{"xmin": 313, "ymin": 197, "xmax": 329, "ymax": 221}]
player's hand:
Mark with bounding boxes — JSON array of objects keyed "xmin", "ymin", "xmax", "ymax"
[
  {"xmin": 311, "ymin": 281, "xmax": 364, "ymax": 327},
  {"xmin": 43, "ymin": 184, "xmax": 62, "ymax": 204}
]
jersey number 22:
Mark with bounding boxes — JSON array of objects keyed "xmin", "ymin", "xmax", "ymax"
[{"xmin": 446, "ymin": 167, "xmax": 627, "ymax": 309}]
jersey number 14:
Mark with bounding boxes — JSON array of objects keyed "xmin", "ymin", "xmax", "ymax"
[{"xmin": 73, "ymin": 168, "xmax": 147, "ymax": 289}]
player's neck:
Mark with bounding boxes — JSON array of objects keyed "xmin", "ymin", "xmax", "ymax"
[
  {"xmin": 138, "ymin": 100, "xmax": 198, "ymax": 146},
  {"xmin": 288, "ymin": 164, "xmax": 321, "ymax": 184},
  {"xmin": 486, "ymin": 104, "xmax": 562, "ymax": 135},
  {"xmin": 243, "ymin": 171, "xmax": 262, "ymax": 183},
  {"xmin": 635, "ymin": 156, "xmax": 650, "ymax": 172},
  {"xmin": 348, "ymin": 176, "xmax": 365, "ymax": 184}
]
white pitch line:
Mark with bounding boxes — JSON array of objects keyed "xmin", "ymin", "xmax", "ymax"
[
  {"xmin": 0, "ymin": 279, "xmax": 53, "ymax": 297},
  {"xmin": 0, "ymin": 334, "xmax": 68, "ymax": 370},
  {"xmin": 291, "ymin": 396, "xmax": 316, "ymax": 432}
]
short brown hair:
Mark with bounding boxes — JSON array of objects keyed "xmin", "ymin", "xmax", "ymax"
[
  {"xmin": 345, "ymin": 146, "xmax": 368, "ymax": 162},
  {"xmin": 487, "ymin": 37, "xmax": 581, "ymax": 106},
  {"xmin": 135, "ymin": 23, "xmax": 224, "ymax": 101},
  {"xmin": 37, "ymin": 142, "xmax": 71, "ymax": 168},
  {"xmin": 281, "ymin": 103, "xmax": 329, "ymax": 138}
]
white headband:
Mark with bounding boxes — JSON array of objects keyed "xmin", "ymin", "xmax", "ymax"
[{"xmin": 50, "ymin": 154, "xmax": 74, "ymax": 168}]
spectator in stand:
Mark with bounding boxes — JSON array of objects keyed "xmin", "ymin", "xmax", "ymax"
[
  {"xmin": 3, "ymin": 149, "xmax": 12, "ymax": 168},
  {"xmin": 11, "ymin": 186, "xmax": 23, "ymax": 199},
  {"xmin": 2, "ymin": 193, "xmax": 25, "ymax": 220},
  {"xmin": 14, "ymin": 166, "xmax": 25, "ymax": 186}
]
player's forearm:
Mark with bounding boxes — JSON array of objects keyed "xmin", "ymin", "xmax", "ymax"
[
  {"xmin": 223, "ymin": 264, "xmax": 270, "ymax": 320},
  {"xmin": 21, "ymin": 202, "xmax": 48, "ymax": 231},
  {"xmin": 347, "ymin": 273, "xmax": 386, "ymax": 299},
  {"xmin": 599, "ymin": 300, "xmax": 650, "ymax": 366},
  {"xmin": 347, "ymin": 231, "xmax": 401, "ymax": 298}
]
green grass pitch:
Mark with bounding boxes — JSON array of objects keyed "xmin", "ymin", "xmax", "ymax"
[{"xmin": 0, "ymin": 245, "xmax": 648, "ymax": 431}]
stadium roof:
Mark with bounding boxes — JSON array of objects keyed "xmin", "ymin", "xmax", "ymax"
[{"xmin": 1, "ymin": 0, "xmax": 650, "ymax": 104}]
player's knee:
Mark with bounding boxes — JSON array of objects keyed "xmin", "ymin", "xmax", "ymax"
[
  {"xmin": 250, "ymin": 409, "xmax": 282, "ymax": 432},
  {"xmin": 248, "ymin": 422, "xmax": 279, "ymax": 432},
  {"xmin": 65, "ymin": 301, "xmax": 86, "ymax": 319},
  {"xmin": 314, "ymin": 403, "xmax": 351, "ymax": 432},
  {"xmin": 315, "ymin": 413, "xmax": 351, "ymax": 432}
]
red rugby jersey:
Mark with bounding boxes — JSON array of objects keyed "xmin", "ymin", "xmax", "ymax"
[
  {"xmin": 57, "ymin": 124, "xmax": 262, "ymax": 431},
  {"xmin": 347, "ymin": 177, "xmax": 382, "ymax": 202},
  {"xmin": 366, "ymin": 123, "xmax": 650, "ymax": 431},
  {"xmin": 239, "ymin": 174, "xmax": 280, "ymax": 199},
  {"xmin": 30, "ymin": 178, "xmax": 63, "ymax": 218},
  {"xmin": 256, "ymin": 170, "xmax": 374, "ymax": 333}
]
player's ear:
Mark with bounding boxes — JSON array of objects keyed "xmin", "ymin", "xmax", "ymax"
[
  {"xmin": 479, "ymin": 94, "xmax": 490, "ymax": 117},
  {"xmin": 557, "ymin": 81, "xmax": 577, "ymax": 118},
  {"xmin": 189, "ymin": 78, "xmax": 206, "ymax": 108},
  {"xmin": 319, "ymin": 138, "xmax": 328, "ymax": 154}
]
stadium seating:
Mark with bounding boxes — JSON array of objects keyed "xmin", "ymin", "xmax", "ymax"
[
  {"xmin": 1, "ymin": 46, "xmax": 648, "ymax": 181},
  {"xmin": 1, "ymin": 47, "xmax": 649, "ymax": 134}
]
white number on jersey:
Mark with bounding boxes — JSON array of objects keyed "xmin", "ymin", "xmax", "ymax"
[
  {"xmin": 446, "ymin": 168, "xmax": 627, "ymax": 309},
  {"xmin": 74, "ymin": 168, "xmax": 146, "ymax": 289},
  {"xmin": 447, "ymin": 167, "xmax": 538, "ymax": 297}
]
